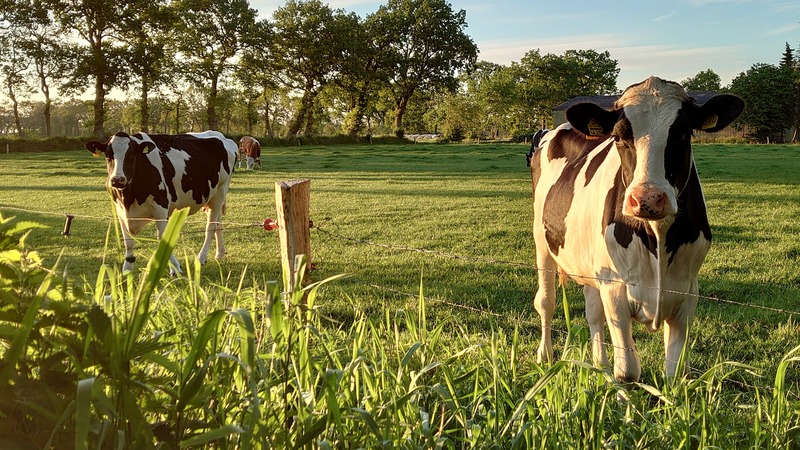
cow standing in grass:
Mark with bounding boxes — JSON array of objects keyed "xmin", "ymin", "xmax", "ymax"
[
  {"xmin": 239, "ymin": 136, "xmax": 261, "ymax": 170},
  {"xmin": 529, "ymin": 77, "xmax": 744, "ymax": 382},
  {"xmin": 86, "ymin": 131, "xmax": 238, "ymax": 274}
]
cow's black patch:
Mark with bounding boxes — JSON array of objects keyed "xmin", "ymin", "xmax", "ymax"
[
  {"xmin": 148, "ymin": 134, "xmax": 232, "ymax": 207},
  {"xmin": 542, "ymin": 129, "xmax": 595, "ymax": 255},
  {"xmin": 584, "ymin": 141, "xmax": 612, "ymax": 186},
  {"xmin": 665, "ymin": 165, "xmax": 711, "ymax": 264},
  {"xmin": 116, "ymin": 139, "xmax": 170, "ymax": 210}
]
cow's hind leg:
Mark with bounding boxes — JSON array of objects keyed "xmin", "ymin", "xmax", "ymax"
[
  {"xmin": 534, "ymin": 255, "xmax": 558, "ymax": 363},
  {"xmin": 198, "ymin": 202, "xmax": 225, "ymax": 264},
  {"xmin": 584, "ymin": 285, "xmax": 609, "ymax": 369}
]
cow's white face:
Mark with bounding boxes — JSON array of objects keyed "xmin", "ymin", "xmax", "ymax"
[
  {"xmin": 86, "ymin": 132, "xmax": 156, "ymax": 190},
  {"xmin": 566, "ymin": 76, "xmax": 745, "ymax": 222},
  {"xmin": 614, "ymin": 78, "xmax": 689, "ymax": 220}
]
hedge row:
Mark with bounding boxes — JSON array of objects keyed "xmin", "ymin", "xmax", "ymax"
[{"xmin": 0, "ymin": 134, "xmax": 412, "ymax": 153}]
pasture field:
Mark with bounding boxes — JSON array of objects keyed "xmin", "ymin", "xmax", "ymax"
[{"xmin": 1, "ymin": 142, "xmax": 799, "ymax": 447}]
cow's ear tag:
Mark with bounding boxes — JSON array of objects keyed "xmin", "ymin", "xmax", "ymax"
[
  {"xmin": 701, "ymin": 114, "xmax": 718, "ymax": 130},
  {"xmin": 587, "ymin": 118, "xmax": 604, "ymax": 136},
  {"xmin": 92, "ymin": 150, "xmax": 102, "ymax": 157},
  {"xmin": 142, "ymin": 147, "xmax": 150, "ymax": 154}
]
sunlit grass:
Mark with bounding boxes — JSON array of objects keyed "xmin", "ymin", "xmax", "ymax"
[{"xmin": 0, "ymin": 143, "xmax": 799, "ymax": 447}]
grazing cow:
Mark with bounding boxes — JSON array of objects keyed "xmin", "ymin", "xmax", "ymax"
[
  {"xmin": 86, "ymin": 131, "xmax": 238, "ymax": 274},
  {"xmin": 239, "ymin": 136, "xmax": 261, "ymax": 170},
  {"xmin": 530, "ymin": 77, "xmax": 744, "ymax": 382}
]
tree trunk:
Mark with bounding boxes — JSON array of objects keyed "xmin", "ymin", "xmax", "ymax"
[
  {"xmin": 140, "ymin": 77, "xmax": 149, "ymax": 132},
  {"xmin": 93, "ymin": 74, "xmax": 106, "ymax": 139},
  {"xmin": 207, "ymin": 76, "xmax": 219, "ymax": 130},
  {"xmin": 175, "ymin": 95, "xmax": 182, "ymax": 133},
  {"xmin": 346, "ymin": 90, "xmax": 368, "ymax": 138},
  {"xmin": 288, "ymin": 93, "xmax": 311, "ymax": 137},
  {"xmin": 6, "ymin": 79, "xmax": 22, "ymax": 138},
  {"xmin": 303, "ymin": 105, "xmax": 314, "ymax": 135},
  {"xmin": 394, "ymin": 94, "xmax": 410, "ymax": 136},
  {"xmin": 264, "ymin": 102, "xmax": 273, "ymax": 138},
  {"xmin": 37, "ymin": 69, "xmax": 52, "ymax": 137}
]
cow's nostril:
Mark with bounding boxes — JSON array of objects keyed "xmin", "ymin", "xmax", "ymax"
[{"xmin": 628, "ymin": 194, "xmax": 641, "ymax": 210}]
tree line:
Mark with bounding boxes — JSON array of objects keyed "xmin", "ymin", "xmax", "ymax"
[{"xmin": 1, "ymin": 0, "xmax": 798, "ymax": 142}]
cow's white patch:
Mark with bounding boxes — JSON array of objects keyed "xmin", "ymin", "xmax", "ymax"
[{"xmin": 616, "ymin": 77, "xmax": 689, "ymax": 217}]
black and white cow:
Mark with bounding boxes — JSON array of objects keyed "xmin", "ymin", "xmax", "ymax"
[
  {"xmin": 86, "ymin": 131, "xmax": 238, "ymax": 274},
  {"xmin": 530, "ymin": 77, "xmax": 744, "ymax": 382}
]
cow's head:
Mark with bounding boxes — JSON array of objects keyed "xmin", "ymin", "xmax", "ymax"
[
  {"xmin": 86, "ymin": 132, "xmax": 157, "ymax": 190},
  {"xmin": 566, "ymin": 77, "xmax": 744, "ymax": 221}
]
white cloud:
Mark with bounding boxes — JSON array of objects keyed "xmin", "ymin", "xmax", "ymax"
[{"xmin": 651, "ymin": 11, "xmax": 676, "ymax": 22}]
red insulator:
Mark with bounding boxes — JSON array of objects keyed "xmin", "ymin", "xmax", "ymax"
[{"xmin": 263, "ymin": 218, "xmax": 279, "ymax": 231}]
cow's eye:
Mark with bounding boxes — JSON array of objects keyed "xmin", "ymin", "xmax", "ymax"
[{"xmin": 611, "ymin": 134, "xmax": 621, "ymax": 143}]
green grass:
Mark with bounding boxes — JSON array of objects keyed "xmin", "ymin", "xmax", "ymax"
[{"xmin": 1, "ymin": 143, "xmax": 799, "ymax": 447}]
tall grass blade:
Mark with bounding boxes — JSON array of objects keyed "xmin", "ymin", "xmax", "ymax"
[
  {"xmin": 179, "ymin": 424, "xmax": 245, "ymax": 448},
  {"xmin": 499, "ymin": 360, "xmax": 568, "ymax": 438},
  {"xmin": 75, "ymin": 377, "xmax": 95, "ymax": 450},
  {"xmin": 0, "ymin": 252, "xmax": 60, "ymax": 388},
  {"xmin": 125, "ymin": 208, "xmax": 188, "ymax": 355}
]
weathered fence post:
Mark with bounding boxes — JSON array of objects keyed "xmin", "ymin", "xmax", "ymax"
[{"xmin": 275, "ymin": 179, "xmax": 311, "ymax": 293}]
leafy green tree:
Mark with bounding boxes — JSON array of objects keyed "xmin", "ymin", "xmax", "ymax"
[
  {"xmin": 11, "ymin": 1, "xmax": 72, "ymax": 137},
  {"xmin": 46, "ymin": 0, "xmax": 131, "ymax": 138},
  {"xmin": 115, "ymin": 0, "xmax": 175, "ymax": 132},
  {"xmin": 729, "ymin": 63, "xmax": 797, "ymax": 141},
  {"xmin": 781, "ymin": 42, "xmax": 795, "ymax": 69},
  {"xmin": 270, "ymin": 0, "xmax": 359, "ymax": 137},
  {"xmin": 681, "ymin": 69, "xmax": 722, "ymax": 91},
  {"xmin": 511, "ymin": 48, "xmax": 618, "ymax": 133},
  {"xmin": 370, "ymin": 0, "xmax": 478, "ymax": 137},
  {"xmin": 235, "ymin": 19, "xmax": 277, "ymax": 136},
  {"xmin": 172, "ymin": 0, "xmax": 260, "ymax": 130},
  {"xmin": 0, "ymin": 14, "xmax": 29, "ymax": 137}
]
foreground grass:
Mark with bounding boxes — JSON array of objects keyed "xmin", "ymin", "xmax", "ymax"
[
  {"xmin": 2, "ymin": 211, "xmax": 799, "ymax": 448},
  {"xmin": 0, "ymin": 143, "xmax": 799, "ymax": 447}
]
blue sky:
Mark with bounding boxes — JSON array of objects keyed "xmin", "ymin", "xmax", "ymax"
[{"xmin": 251, "ymin": 0, "xmax": 800, "ymax": 90}]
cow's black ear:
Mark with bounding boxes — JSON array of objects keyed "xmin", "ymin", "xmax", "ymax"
[
  {"xmin": 142, "ymin": 142, "xmax": 156, "ymax": 154},
  {"xmin": 566, "ymin": 103, "xmax": 619, "ymax": 137},
  {"xmin": 691, "ymin": 94, "xmax": 744, "ymax": 132},
  {"xmin": 86, "ymin": 141, "xmax": 105, "ymax": 156}
]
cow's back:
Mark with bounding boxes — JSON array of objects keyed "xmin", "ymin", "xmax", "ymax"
[{"xmin": 148, "ymin": 132, "xmax": 237, "ymax": 212}]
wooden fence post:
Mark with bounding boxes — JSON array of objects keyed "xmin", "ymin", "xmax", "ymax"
[{"xmin": 275, "ymin": 179, "xmax": 311, "ymax": 293}]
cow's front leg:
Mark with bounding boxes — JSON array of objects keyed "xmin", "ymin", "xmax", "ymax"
[
  {"xmin": 534, "ymin": 257, "xmax": 558, "ymax": 364},
  {"xmin": 584, "ymin": 285, "xmax": 609, "ymax": 369},
  {"xmin": 601, "ymin": 284, "xmax": 640, "ymax": 382},
  {"xmin": 155, "ymin": 215, "xmax": 183, "ymax": 275},
  {"xmin": 663, "ymin": 280, "xmax": 699, "ymax": 377},
  {"xmin": 119, "ymin": 218, "xmax": 137, "ymax": 273}
]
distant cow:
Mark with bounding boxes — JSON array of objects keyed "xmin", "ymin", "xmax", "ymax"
[
  {"xmin": 86, "ymin": 131, "xmax": 238, "ymax": 274},
  {"xmin": 239, "ymin": 136, "xmax": 261, "ymax": 170},
  {"xmin": 530, "ymin": 77, "xmax": 743, "ymax": 381}
]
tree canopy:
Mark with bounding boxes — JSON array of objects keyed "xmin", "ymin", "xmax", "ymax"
[{"xmin": 1, "ymin": 0, "xmax": 798, "ymax": 142}]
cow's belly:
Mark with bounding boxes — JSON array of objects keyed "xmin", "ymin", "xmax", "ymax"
[
  {"xmin": 555, "ymin": 221, "xmax": 710, "ymax": 325},
  {"xmin": 120, "ymin": 199, "xmax": 168, "ymax": 235}
]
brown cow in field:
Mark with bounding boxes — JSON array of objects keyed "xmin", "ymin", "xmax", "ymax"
[{"xmin": 239, "ymin": 136, "xmax": 261, "ymax": 170}]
